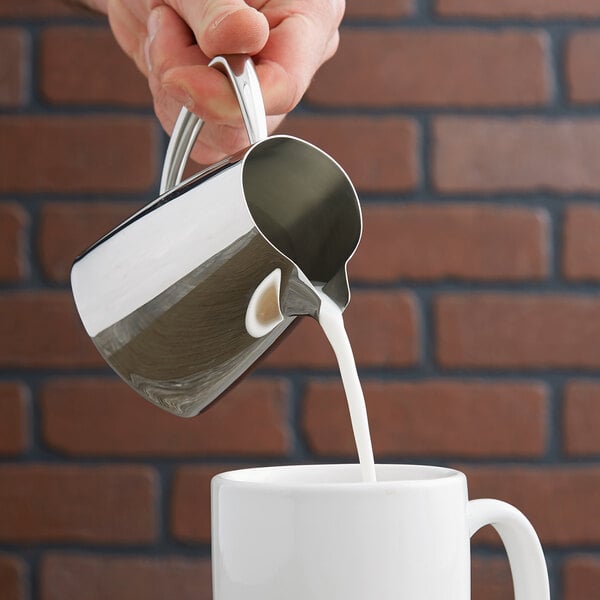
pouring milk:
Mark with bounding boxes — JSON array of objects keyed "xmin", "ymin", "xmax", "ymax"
[{"xmin": 246, "ymin": 271, "xmax": 376, "ymax": 483}]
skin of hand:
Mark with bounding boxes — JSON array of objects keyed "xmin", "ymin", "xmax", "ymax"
[{"xmin": 83, "ymin": 0, "xmax": 344, "ymax": 164}]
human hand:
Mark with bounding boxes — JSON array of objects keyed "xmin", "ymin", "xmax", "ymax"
[{"xmin": 100, "ymin": 0, "xmax": 344, "ymax": 164}]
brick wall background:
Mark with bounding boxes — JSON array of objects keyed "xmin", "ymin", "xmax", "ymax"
[{"xmin": 1, "ymin": 0, "xmax": 600, "ymax": 598}]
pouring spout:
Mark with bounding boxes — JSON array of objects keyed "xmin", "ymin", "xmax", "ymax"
[
  {"xmin": 245, "ymin": 266, "xmax": 322, "ymax": 340},
  {"xmin": 279, "ymin": 268, "xmax": 322, "ymax": 319},
  {"xmin": 280, "ymin": 266, "xmax": 351, "ymax": 320}
]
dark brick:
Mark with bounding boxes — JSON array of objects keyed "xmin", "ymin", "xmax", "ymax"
[
  {"xmin": 563, "ymin": 556, "xmax": 600, "ymax": 600},
  {"xmin": 436, "ymin": 0, "xmax": 600, "ymax": 18},
  {"xmin": 434, "ymin": 117, "xmax": 600, "ymax": 193},
  {"xmin": 171, "ymin": 465, "xmax": 235, "ymax": 543},
  {"xmin": 0, "ymin": 116, "xmax": 157, "ymax": 193},
  {"xmin": 567, "ymin": 31, "xmax": 600, "ymax": 104},
  {"xmin": 0, "ymin": 382, "xmax": 29, "ymax": 455},
  {"xmin": 40, "ymin": 554, "xmax": 211, "ymax": 600},
  {"xmin": 40, "ymin": 27, "xmax": 151, "ymax": 106},
  {"xmin": 0, "ymin": 555, "xmax": 26, "ymax": 600},
  {"xmin": 42, "ymin": 377, "xmax": 290, "ymax": 456},
  {"xmin": 0, "ymin": 203, "xmax": 28, "ymax": 282},
  {"xmin": 0, "ymin": 465, "xmax": 156, "ymax": 543},
  {"xmin": 307, "ymin": 30, "xmax": 549, "ymax": 107},
  {"xmin": 351, "ymin": 204, "xmax": 549, "ymax": 282},
  {"xmin": 564, "ymin": 380, "xmax": 600, "ymax": 456},
  {"xmin": 303, "ymin": 380, "xmax": 547, "ymax": 458},
  {"xmin": 436, "ymin": 293, "xmax": 600, "ymax": 369},
  {"xmin": 463, "ymin": 466, "xmax": 600, "ymax": 545},
  {"xmin": 563, "ymin": 204, "xmax": 600, "ymax": 280},
  {"xmin": 0, "ymin": 29, "xmax": 28, "ymax": 107},
  {"xmin": 0, "ymin": 292, "xmax": 102, "ymax": 368},
  {"xmin": 345, "ymin": 0, "xmax": 414, "ymax": 19}
]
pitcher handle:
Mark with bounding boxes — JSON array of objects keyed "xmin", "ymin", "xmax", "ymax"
[
  {"xmin": 468, "ymin": 498, "xmax": 550, "ymax": 599},
  {"xmin": 159, "ymin": 54, "xmax": 268, "ymax": 195}
]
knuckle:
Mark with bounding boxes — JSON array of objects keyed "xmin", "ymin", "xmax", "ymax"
[{"xmin": 323, "ymin": 29, "xmax": 341, "ymax": 62}]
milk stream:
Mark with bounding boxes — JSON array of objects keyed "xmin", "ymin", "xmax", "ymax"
[{"xmin": 316, "ymin": 288, "xmax": 377, "ymax": 483}]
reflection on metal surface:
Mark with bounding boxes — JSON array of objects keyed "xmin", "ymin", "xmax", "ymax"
[{"xmin": 71, "ymin": 55, "xmax": 362, "ymax": 418}]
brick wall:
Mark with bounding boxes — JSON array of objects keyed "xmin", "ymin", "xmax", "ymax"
[{"xmin": 1, "ymin": 0, "xmax": 600, "ymax": 598}]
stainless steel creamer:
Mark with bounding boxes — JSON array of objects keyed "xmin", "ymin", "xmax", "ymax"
[{"xmin": 71, "ymin": 55, "xmax": 361, "ymax": 417}]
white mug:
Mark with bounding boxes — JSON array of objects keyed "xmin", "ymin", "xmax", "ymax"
[{"xmin": 211, "ymin": 464, "xmax": 550, "ymax": 599}]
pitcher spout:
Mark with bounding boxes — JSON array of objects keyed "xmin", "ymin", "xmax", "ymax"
[{"xmin": 245, "ymin": 264, "xmax": 353, "ymax": 340}]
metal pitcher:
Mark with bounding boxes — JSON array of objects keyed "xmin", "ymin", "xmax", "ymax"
[{"xmin": 71, "ymin": 55, "xmax": 362, "ymax": 418}]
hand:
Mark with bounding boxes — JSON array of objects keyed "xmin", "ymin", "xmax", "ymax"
[{"xmin": 100, "ymin": 0, "xmax": 344, "ymax": 164}]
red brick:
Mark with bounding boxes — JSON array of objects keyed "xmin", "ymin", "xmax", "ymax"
[
  {"xmin": 263, "ymin": 291, "xmax": 419, "ymax": 368},
  {"xmin": 434, "ymin": 117, "xmax": 600, "ymax": 193},
  {"xmin": 38, "ymin": 202, "xmax": 141, "ymax": 282},
  {"xmin": 564, "ymin": 380, "xmax": 600, "ymax": 456},
  {"xmin": 436, "ymin": 293, "xmax": 600, "ymax": 369},
  {"xmin": 564, "ymin": 556, "xmax": 600, "ymax": 600},
  {"xmin": 41, "ymin": 554, "xmax": 211, "ymax": 600},
  {"xmin": 472, "ymin": 557, "xmax": 512, "ymax": 600},
  {"xmin": 0, "ymin": 116, "xmax": 157, "ymax": 193},
  {"xmin": 0, "ymin": 555, "xmax": 26, "ymax": 600},
  {"xmin": 0, "ymin": 465, "xmax": 156, "ymax": 543},
  {"xmin": 563, "ymin": 204, "xmax": 600, "ymax": 280},
  {"xmin": 345, "ymin": 0, "xmax": 414, "ymax": 19},
  {"xmin": 567, "ymin": 32, "xmax": 600, "ymax": 104},
  {"xmin": 306, "ymin": 30, "xmax": 549, "ymax": 108},
  {"xmin": 350, "ymin": 204, "xmax": 549, "ymax": 282},
  {"xmin": 436, "ymin": 0, "xmax": 600, "ymax": 18},
  {"xmin": 42, "ymin": 377, "xmax": 290, "ymax": 456},
  {"xmin": 0, "ymin": 292, "xmax": 102, "ymax": 368},
  {"xmin": 280, "ymin": 116, "xmax": 419, "ymax": 192},
  {"xmin": 302, "ymin": 380, "xmax": 547, "ymax": 458},
  {"xmin": 0, "ymin": 30, "xmax": 27, "ymax": 107},
  {"xmin": 40, "ymin": 27, "xmax": 151, "ymax": 106},
  {"xmin": 171, "ymin": 465, "xmax": 236, "ymax": 543},
  {"xmin": 462, "ymin": 466, "xmax": 600, "ymax": 545},
  {"xmin": 0, "ymin": 383, "xmax": 29, "ymax": 455},
  {"xmin": 0, "ymin": 0, "xmax": 99, "ymax": 17},
  {"xmin": 0, "ymin": 203, "xmax": 28, "ymax": 282}
]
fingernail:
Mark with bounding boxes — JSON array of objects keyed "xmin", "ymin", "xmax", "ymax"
[
  {"xmin": 164, "ymin": 83, "xmax": 195, "ymax": 111},
  {"xmin": 145, "ymin": 8, "xmax": 161, "ymax": 73},
  {"xmin": 147, "ymin": 7, "xmax": 161, "ymax": 41},
  {"xmin": 144, "ymin": 36, "xmax": 152, "ymax": 73}
]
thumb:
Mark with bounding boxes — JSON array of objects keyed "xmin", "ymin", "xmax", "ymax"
[{"xmin": 172, "ymin": 0, "xmax": 269, "ymax": 58}]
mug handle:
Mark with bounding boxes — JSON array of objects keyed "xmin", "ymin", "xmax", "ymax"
[
  {"xmin": 159, "ymin": 54, "xmax": 268, "ymax": 195},
  {"xmin": 468, "ymin": 499, "xmax": 550, "ymax": 599}
]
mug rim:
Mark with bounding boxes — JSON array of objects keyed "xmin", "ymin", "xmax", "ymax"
[{"xmin": 213, "ymin": 463, "xmax": 464, "ymax": 490}]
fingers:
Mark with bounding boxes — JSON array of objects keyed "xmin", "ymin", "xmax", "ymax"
[
  {"xmin": 147, "ymin": 5, "xmax": 245, "ymax": 124},
  {"xmin": 187, "ymin": 114, "xmax": 286, "ymax": 165},
  {"xmin": 169, "ymin": 0, "xmax": 269, "ymax": 57},
  {"xmin": 147, "ymin": 2, "xmax": 343, "ymax": 122},
  {"xmin": 146, "ymin": 4, "xmax": 284, "ymax": 163},
  {"xmin": 143, "ymin": 0, "xmax": 345, "ymax": 162}
]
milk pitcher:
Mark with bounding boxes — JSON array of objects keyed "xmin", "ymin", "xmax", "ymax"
[{"xmin": 71, "ymin": 55, "xmax": 362, "ymax": 417}]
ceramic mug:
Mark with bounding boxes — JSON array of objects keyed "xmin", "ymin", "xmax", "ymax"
[{"xmin": 211, "ymin": 464, "xmax": 550, "ymax": 600}]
